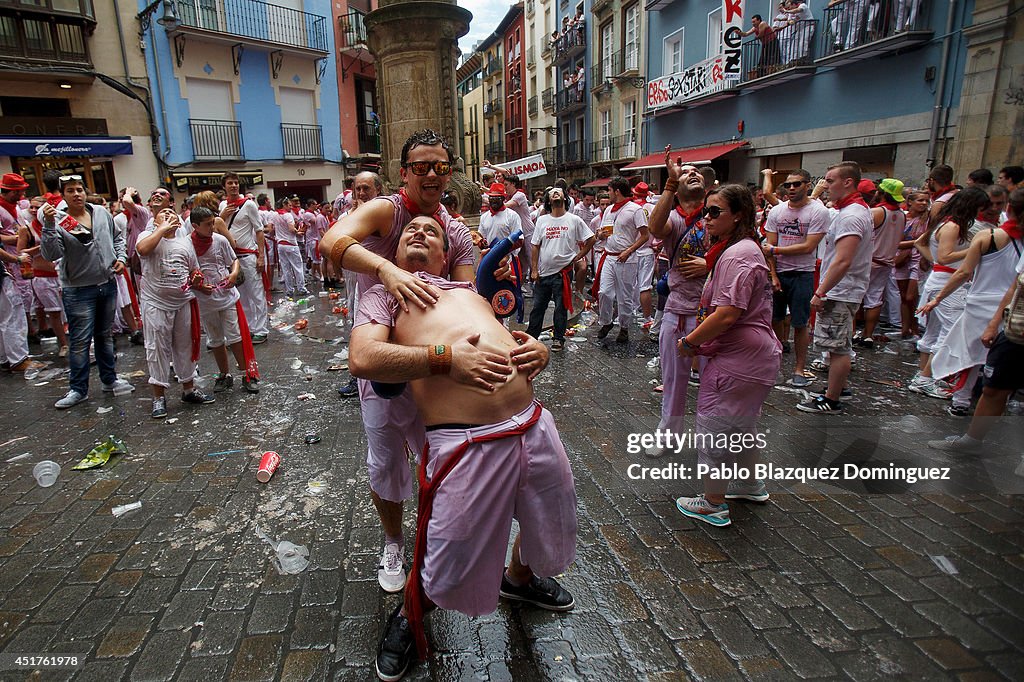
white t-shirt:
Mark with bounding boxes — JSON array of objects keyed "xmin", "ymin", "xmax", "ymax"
[
  {"xmin": 194, "ymin": 233, "xmax": 240, "ymax": 312},
  {"xmin": 218, "ymin": 199, "xmax": 262, "ymax": 251},
  {"xmin": 479, "ymin": 207, "xmax": 523, "ymax": 252},
  {"xmin": 531, "ymin": 212, "xmax": 594, "ymax": 277},
  {"xmin": 764, "ymin": 200, "xmax": 830, "ymax": 272},
  {"xmin": 138, "ymin": 228, "xmax": 197, "ymax": 311},
  {"xmin": 820, "ymin": 202, "xmax": 873, "ymax": 304},
  {"xmin": 507, "ymin": 190, "xmax": 535, "ymax": 238},
  {"xmin": 601, "ymin": 200, "xmax": 648, "ymax": 261}
]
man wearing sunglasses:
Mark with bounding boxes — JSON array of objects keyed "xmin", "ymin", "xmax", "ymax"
[
  {"xmin": 762, "ymin": 170, "xmax": 829, "ymax": 387},
  {"xmin": 320, "ymin": 130, "xmax": 541, "ymax": 601}
]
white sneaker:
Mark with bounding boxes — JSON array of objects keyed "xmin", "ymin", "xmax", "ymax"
[
  {"xmin": 55, "ymin": 390, "xmax": 87, "ymax": 410},
  {"xmin": 103, "ymin": 378, "xmax": 136, "ymax": 395},
  {"xmin": 377, "ymin": 543, "xmax": 406, "ymax": 593},
  {"xmin": 907, "ymin": 375, "xmax": 933, "ymax": 394}
]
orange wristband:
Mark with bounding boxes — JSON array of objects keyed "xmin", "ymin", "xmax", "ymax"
[
  {"xmin": 427, "ymin": 344, "xmax": 452, "ymax": 375},
  {"xmin": 330, "ymin": 235, "xmax": 358, "ymax": 268}
]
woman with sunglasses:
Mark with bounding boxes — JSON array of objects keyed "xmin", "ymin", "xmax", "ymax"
[
  {"xmin": 41, "ymin": 174, "xmax": 136, "ymax": 409},
  {"xmin": 674, "ymin": 184, "xmax": 782, "ymax": 527}
]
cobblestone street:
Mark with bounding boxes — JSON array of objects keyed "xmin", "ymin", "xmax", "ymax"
[{"xmin": 1, "ymin": 285, "xmax": 1022, "ymax": 681}]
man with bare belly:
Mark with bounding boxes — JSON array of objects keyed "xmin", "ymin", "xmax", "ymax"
[{"xmin": 350, "ymin": 215, "xmax": 578, "ymax": 682}]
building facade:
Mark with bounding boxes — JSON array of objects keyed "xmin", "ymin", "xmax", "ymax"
[
  {"xmin": 335, "ymin": 0, "xmax": 380, "ymax": 174},
  {"xmin": 0, "ymin": 0, "xmax": 160, "ymax": 198},
  {"xmin": 139, "ymin": 0, "xmax": 343, "ymax": 203},
  {"xmin": 639, "ymin": 0, "xmax": 973, "ymax": 186},
  {"xmin": 524, "ymin": 0, "xmax": 557, "ymax": 185},
  {"xmin": 552, "ymin": 0, "xmax": 589, "ymax": 182},
  {"xmin": 503, "ymin": 4, "xmax": 527, "ymax": 163},
  {"xmin": 456, "ymin": 52, "xmax": 484, "ymax": 182}
]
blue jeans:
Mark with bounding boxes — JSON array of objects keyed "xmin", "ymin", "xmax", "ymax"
[
  {"xmin": 62, "ymin": 280, "xmax": 118, "ymax": 395},
  {"xmin": 527, "ymin": 273, "xmax": 568, "ymax": 341}
]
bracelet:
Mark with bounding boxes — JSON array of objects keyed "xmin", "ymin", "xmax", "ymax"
[
  {"xmin": 664, "ymin": 179, "xmax": 680, "ymax": 194},
  {"xmin": 814, "ymin": 291, "xmax": 825, "ymax": 298},
  {"xmin": 427, "ymin": 344, "xmax": 452, "ymax": 375},
  {"xmin": 680, "ymin": 336, "xmax": 698, "ymax": 351},
  {"xmin": 329, "ymin": 235, "xmax": 358, "ymax": 268}
]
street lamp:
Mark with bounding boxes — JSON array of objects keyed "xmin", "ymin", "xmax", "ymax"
[{"xmin": 157, "ymin": 1, "xmax": 180, "ymax": 30}]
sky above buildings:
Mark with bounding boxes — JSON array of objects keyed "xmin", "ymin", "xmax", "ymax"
[{"xmin": 457, "ymin": 0, "xmax": 509, "ymax": 54}]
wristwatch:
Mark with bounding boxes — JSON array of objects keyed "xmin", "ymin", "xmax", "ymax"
[{"xmin": 680, "ymin": 336, "xmax": 699, "ymax": 351}]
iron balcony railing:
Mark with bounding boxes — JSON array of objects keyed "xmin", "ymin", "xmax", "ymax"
[
  {"xmin": 541, "ymin": 87, "xmax": 554, "ymax": 111},
  {"xmin": 526, "ymin": 45, "xmax": 535, "ymax": 67},
  {"xmin": 821, "ymin": 0, "xmax": 926, "ymax": 57},
  {"xmin": 555, "ymin": 139, "xmax": 589, "ymax": 168},
  {"xmin": 741, "ymin": 19, "xmax": 816, "ymax": 81},
  {"xmin": 484, "ymin": 58, "xmax": 503, "ymax": 78},
  {"xmin": 281, "ymin": 123, "xmax": 322, "ymax": 159},
  {"xmin": 177, "ymin": 0, "xmax": 329, "ymax": 54},
  {"xmin": 190, "ymin": 119, "xmax": 243, "ymax": 161},
  {"xmin": 526, "ymin": 0, "xmax": 535, "ymax": 16},
  {"xmin": 0, "ymin": 14, "xmax": 90, "ymax": 67},
  {"xmin": 507, "ymin": 112, "xmax": 523, "ymax": 132},
  {"xmin": 528, "ymin": 95, "xmax": 538, "ymax": 118},
  {"xmin": 592, "ymin": 48, "xmax": 641, "ymax": 85},
  {"xmin": 484, "ymin": 141, "xmax": 504, "ymax": 161},
  {"xmin": 358, "ymin": 121, "xmax": 381, "ymax": 154},
  {"xmin": 553, "ymin": 22, "xmax": 585, "ymax": 65},
  {"xmin": 592, "ymin": 134, "xmax": 636, "ymax": 162},
  {"xmin": 339, "ymin": 8, "xmax": 367, "ymax": 50},
  {"xmin": 556, "ymin": 84, "xmax": 586, "ymax": 113}
]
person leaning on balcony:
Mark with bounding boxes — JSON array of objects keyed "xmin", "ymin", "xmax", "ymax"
[
  {"xmin": 781, "ymin": 0, "xmax": 815, "ymax": 62},
  {"xmin": 742, "ymin": 15, "xmax": 781, "ymax": 77}
]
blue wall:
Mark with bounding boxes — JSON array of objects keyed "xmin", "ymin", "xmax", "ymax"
[
  {"xmin": 644, "ymin": 0, "xmax": 972, "ymax": 153},
  {"xmin": 141, "ymin": 0, "xmax": 340, "ymax": 166}
]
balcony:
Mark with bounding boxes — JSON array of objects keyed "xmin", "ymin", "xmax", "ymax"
[
  {"xmin": 553, "ymin": 23, "xmax": 585, "ymax": 66},
  {"xmin": 541, "ymin": 88, "xmax": 554, "ymax": 112},
  {"xmin": 739, "ymin": 20, "xmax": 816, "ymax": 91},
  {"xmin": 484, "ymin": 142, "xmax": 505, "ymax": 162},
  {"xmin": 281, "ymin": 123, "xmax": 322, "ymax": 160},
  {"xmin": 528, "ymin": 95, "xmax": 538, "ymax": 118},
  {"xmin": 0, "ymin": 0, "xmax": 94, "ymax": 21},
  {"xmin": 591, "ymin": 0, "xmax": 612, "ymax": 14},
  {"xmin": 555, "ymin": 139, "xmax": 589, "ymax": 169},
  {"xmin": 526, "ymin": 45, "xmax": 535, "ymax": 69},
  {"xmin": 555, "ymin": 85, "xmax": 586, "ymax": 115},
  {"xmin": 358, "ymin": 121, "xmax": 381, "ymax": 155},
  {"xmin": 818, "ymin": 0, "xmax": 931, "ymax": 67},
  {"xmin": 339, "ymin": 9, "xmax": 370, "ymax": 57},
  {"xmin": 526, "ymin": 0, "xmax": 535, "ymax": 17},
  {"xmin": 507, "ymin": 112, "xmax": 523, "ymax": 133},
  {"xmin": 190, "ymin": 119, "xmax": 243, "ymax": 161},
  {"xmin": 0, "ymin": 14, "xmax": 91, "ymax": 69},
  {"xmin": 610, "ymin": 132, "xmax": 637, "ymax": 160},
  {"xmin": 484, "ymin": 58, "xmax": 503, "ymax": 79},
  {"xmin": 483, "ymin": 99, "xmax": 503, "ymax": 118},
  {"xmin": 174, "ymin": 0, "xmax": 329, "ymax": 58}
]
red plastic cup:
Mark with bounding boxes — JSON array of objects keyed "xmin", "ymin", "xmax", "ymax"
[{"xmin": 256, "ymin": 451, "xmax": 281, "ymax": 483}]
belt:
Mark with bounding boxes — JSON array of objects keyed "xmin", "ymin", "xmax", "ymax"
[
  {"xmin": 32, "ymin": 269, "xmax": 58, "ymax": 278},
  {"xmin": 235, "ymin": 247, "xmax": 258, "ymax": 256},
  {"xmin": 932, "ymin": 264, "xmax": 956, "ymax": 273},
  {"xmin": 278, "ymin": 241, "xmax": 296, "ymax": 247}
]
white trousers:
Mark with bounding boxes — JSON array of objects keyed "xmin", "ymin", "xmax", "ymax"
[
  {"xmin": 143, "ymin": 302, "xmax": 197, "ymax": 388},
  {"xmin": 0, "ymin": 277, "xmax": 28, "ymax": 364},
  {"xmin": 236, "ymin": 255, "xmax": 269, "ymax": 336},
  {"xmin": 278, "ymin": 244, "xmax": 305, "ymax": 294},
  {"xmin": 598, "ymin": 258, "xmax": 639, "ymax": 328}
]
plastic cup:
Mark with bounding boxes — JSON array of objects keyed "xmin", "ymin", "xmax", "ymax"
[{"xmin": 32, "ymin": 460, "xmax": 60, "ymax": 487}]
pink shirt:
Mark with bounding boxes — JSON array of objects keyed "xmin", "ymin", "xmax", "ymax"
[{"xmin": 698, "ymin": 239, "xmax": 782, "ymax": 385}]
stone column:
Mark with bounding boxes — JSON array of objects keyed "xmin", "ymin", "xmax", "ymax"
[{"xmin": 365, "ymin": 0, "xmax": 471, "ymax": 186}]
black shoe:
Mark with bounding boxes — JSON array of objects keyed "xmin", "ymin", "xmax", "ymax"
[
  {"xmin": 242, "ymin": 375, "xmax": 260, "ymax": 394},
  {"xmin": 213, "ymin": 373, "xmax": 233, "ymax": 392},
  {"xmin": 130, "ymin": 330, "xmax": 144, "ymax": 346},
  {"xmin": 337, "ymin": 378, "xmax": 358, "ymax": 398},
  {"xmin": 796, "ymin": 395, "xmax": 845, "ymax": 414},
  {"xmin": 781, "ymin": 342, "xmax": 791, "ymax": 354},
  {"xmin": 615, "ymin": 329, "xmax": 629, "ymax": 344},
  {"xmin": 499, "ymin": 572, "xmax": 575, "ymax": 611},
  {"xmin": 182, "ymin": 389, "xmax": 215, "ymax": 404},
  {"xmin": 597, "ymin": 324, "xmax": 613, "ymax": 340},
  {"xmin": 375, "ymin": 605, "xmax": 415, "ymax": 682}
]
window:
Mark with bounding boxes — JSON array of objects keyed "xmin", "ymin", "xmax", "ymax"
[
  {"xmin": 622, "ymin": 99, "xmax": 637, "ymax": 157},
  {"xmin": 707, "ymin": 7, "xmax": 722, "ymax": 58},
  {"xmin": 0, "ymin": 96, "xmax": 72, "ymax": 117},
  {"xmin": 598, "ymin": 109, "xmax": 611, "ymax": 161},
  {"xmin": 279, "ymin": 87, "xmax": 315, "ymax": 125},
  {"xmin": 623, "ymin": 3, "xmax": 639, "ymax": 71},
  {"xmin": 663, "ymin": 27, "xmax": 683, "ymax": 75},
  {"xmin": 600, "ymin": 22, "xmax": 613, "ymax": 81},
  {"xmin": 187, "ymin": 78, "xmax": 234, "ymax": 121}
]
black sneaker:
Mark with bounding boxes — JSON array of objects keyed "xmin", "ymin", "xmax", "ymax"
[
  {"xmin": 130, "ymin": 330, "xmax": 144, "ymax": 346},
  {"xmin": 213, "ymin": 373, "xmax": 233, "ymax": 392},
  {"xmin": 615, "ymin": 329, "xmax": 629, "ymax": 344},
  {"xmin": 182, "ymin": 389, "xmax": 215, "ymax": 404},
  {"xmin": 499, "ymin": 572, "xmax": 575, "ymax": 611},
  {"xmin": 375, "ymin": 605, "xmax": 415, "ymax": 682},
  {"xmin": 337, "ymin": 378, "xmax": 358, "ymax": 398},
  {"xmin": 242, "ymin": 376, "xmax": 260, "ymax": 394},
  {"xmin": 796, "ymin": 395, "xmax": 845, "ymax": 414},
  {"xmin": 596, "ymin": 324, "xmax": 613, "ymax": 340},
  {"xmin": 947, "ymin": 404, "xmax": 971, "ymax": 418}
]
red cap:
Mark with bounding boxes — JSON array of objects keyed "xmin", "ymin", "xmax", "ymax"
[
  {"xmin": 633, "ymin": 182, "xmax": 650, "ymax": 198},
  {"xmin": 486, "ymin": 182, "xmax": 507, "ymax": 197},
  {"xmin": 0, "ymin": 173, "xmax": 30, "ymax": 191},
  {"xmin": 857, "ymin": 179, "xmax": 877, "ymax": 194}
]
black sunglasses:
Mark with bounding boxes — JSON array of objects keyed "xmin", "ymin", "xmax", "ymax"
[
  {"xmin": 781, "ymin": 181, "xmax": 805, "ymax": 189},
  {"xmin": 402, "ymin": 161, "xmax": 453, "ymax": 176},
  {"xmin": 703, "ymin": 205, "xmax": 724, "ymax": 219}
]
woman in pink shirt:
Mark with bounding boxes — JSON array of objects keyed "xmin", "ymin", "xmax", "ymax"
[{"xmin": 674, "ymin": 184, "xmax": 782, "ymax": 527}]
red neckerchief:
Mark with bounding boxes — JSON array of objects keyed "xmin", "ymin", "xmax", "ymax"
[
  {"xmin": 44, "ymin": 192, "xmax": 62, "ymax": 207},
  {"xmin": 488, "ymin": 205, "xmax": 506, "ymax": 216},
  {"xmin": 190, "ymin": 231, "xmax": 214, "ymax": 257},
  {"xmin": 704, "ymin": 240, "xmax": 729, "ymax": 272},
  {"xmin": 399, "ymin": 188, "xmax": 444, "ymax": 224},
  {"xmin": 833, "ymin": 192, "xmax": 869, "ymax": 210},
  {"xmin": 610, "ymin": 198, "xmax": 630, "ymax": 212},
  {"xmin": 0, "ymin": 197, "xmax": 18, "ymax": 218},
  {"xmin": 1000, "ymin": 219, "xmax": 1022, "ymax": 240},
  {"xmin": 675, "ymin": 204, "xmax": 703, "ymax": 228},
  {"xmin": 226, "ymin": 196, "xmax": 246, "ymax": 208},
  {"xmin": 879, "ymin": 199, "xmax": 900, "ymax": 211},
  {"xmin": 930, "ymin": 185, "xmax": 955, "ymax": 200},
  {"xmin": 276, "ymin": 208, "xmax": 287, "ymax": 215},
  {"xmin": 633, "ymin": 197, "xmax": 647, "ymax": 205}
]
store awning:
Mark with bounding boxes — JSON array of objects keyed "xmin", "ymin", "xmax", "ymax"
[
  {"xmin": 621, "ymin": 141, "xmax": 748, "ymax": 171},
  {"xmin": 582, "ymin": 177, "xmax": 611, "ymax": 188},
  {"xmin": 0, "ymin": 136, "xmax": 133, "ymax": 157}
]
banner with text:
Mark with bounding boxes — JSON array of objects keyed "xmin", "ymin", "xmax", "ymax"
[
  {"xmin": 497, "ymin": 153, "xmax": 548, "ymax": 180},
  {"xmin": 646, "ymin": 55, "xmax": 731, "ymax": 111},
  {"xmin": 722, "ymin": 0, "xmax": 746, "ymax": 79}
]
